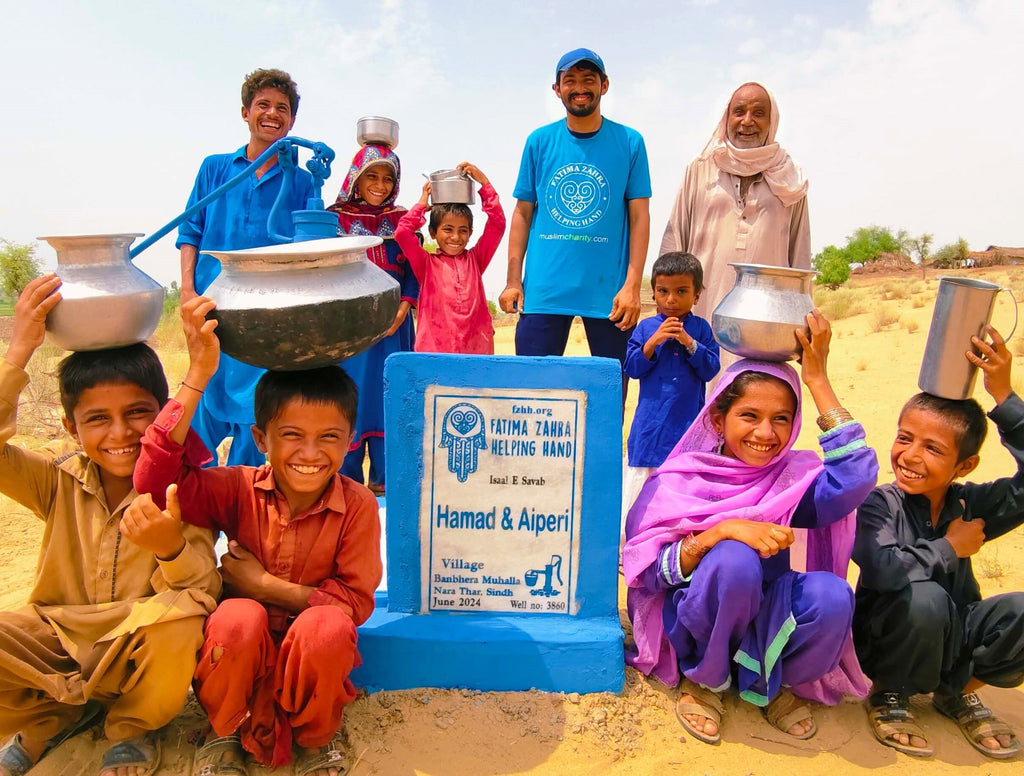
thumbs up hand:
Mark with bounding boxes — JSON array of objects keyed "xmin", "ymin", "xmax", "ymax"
[{"xmin": 121, "ymin": 483, "xmax": 186, "ymax": 560}]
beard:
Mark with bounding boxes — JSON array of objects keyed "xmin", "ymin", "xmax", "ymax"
[{"xmin": 563, "ymin": 92, "xmax": 600, "ymax": 117}]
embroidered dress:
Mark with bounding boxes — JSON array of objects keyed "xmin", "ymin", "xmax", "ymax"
[
  {"xmin": 328, "ymin": 145, "xmax": 418, "ymax": 487},
  {"xmin": 623, "ymin": 360, "xmax": 876, "ymax": 705}
]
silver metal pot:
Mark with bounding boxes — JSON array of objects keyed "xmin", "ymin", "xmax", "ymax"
[
  {"xmin": 428, "ymin": 169, "xmax": 475, "ymax": 205},
  {"xmin": 712, "ymin": 263, "xmax": 817, "ymax": 361},
  {"xmin": 203, "ymin": 236, "xmax": 400, "ymax": 370},
  {"xmin": 39, "ymin": 233, "xmax": 164, "ymax": 351},
  {"xmin": 356, "ymin": 116, "xmax": 399, "ymax": 149}
]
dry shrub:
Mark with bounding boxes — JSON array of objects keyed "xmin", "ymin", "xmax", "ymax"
[
  {"xmin": 903, "ymin": 318, "xmax": 920, "ymax": 334},
  {"xmin": 817, "ymin": 288, "xmax": 865, "ymax": 321},
  {"xmin": 883, "ymin": 282, "xmax": 911, "ymax": 300},
  {"xmin": 871, "ymin": 305, "xmax": 899, "ymax": 333},
  {"xmin": 16, "ymin": 342, "xmax": 65, "ymax": 440},
  {"xmin": 976, "ymin": 547, "xmax": 1005, "ymax": 580},
  {"xmin": 912, "ymin": 296, "xmax": 928, "ymax": 309},
  {"xmin": 856, "ymin": 360, "xmax": 868, "ymax": 372}
]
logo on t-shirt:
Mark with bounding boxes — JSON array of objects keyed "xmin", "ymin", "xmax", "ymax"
[{"xmin": 545, "ymin": 163, "xmax": 609, "ymax": 230}]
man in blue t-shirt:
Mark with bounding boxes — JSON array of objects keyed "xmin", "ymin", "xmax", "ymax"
[
  {"xmin": 499, "ymin": 48, "xmax": 651, "ymax": 399},
  {"xmin": 176, "ymin": 68, "xmax": 313, "ymax": 466}
]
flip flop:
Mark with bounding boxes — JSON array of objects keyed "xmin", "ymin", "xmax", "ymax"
[
  {"xmin": 295, "ymin": 728, "xmax": 350, "ymax": 776},
  {"xmin": 933, "ymin": 691, "xmax": 1022, "ymax": 760},
  {"xmin": 765, "ymin": 688, "xmax": 817, "ymax": 740},
  {"xmin": 867, "ymin": 691, "xmax": 933, "ymax": 757},
  {"xmin": 99, "ymin": 731, "xmax": 160, "ymax": 776},
  {"xmin": 674, "ymin": 677, "xmax": 724, "ymax": 745},
  {"xmin": 192, "ymin": 734, "xmax": 247, "ymax": 776},
  {"xmin": 0, "ymin": 701, "xmax": 105, "ymax": 776}
]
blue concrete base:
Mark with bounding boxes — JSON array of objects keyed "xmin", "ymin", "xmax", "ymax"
[{"xmin": 353, "ymin": 593, "xmax": 624, "ymax": 694}]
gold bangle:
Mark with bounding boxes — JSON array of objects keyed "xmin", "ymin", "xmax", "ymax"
[
  {"xmin": 816, "ymin": 407, "xmax": 853, "ymax": 432},
  {"xmin": 681, "ymin": 533, "xmax": 709, "ymax": 559}
]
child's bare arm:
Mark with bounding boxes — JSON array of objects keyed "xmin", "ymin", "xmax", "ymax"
[
  {"xmin": 4, "ymin": 275, "xmax": 62, "ymax": 369},
  {"xmin": 796, "ymin": 309, "xmax": 841, "ymax": 414},
  {"xmin": 969, "ymin": 324, "xmax": 1013, "ymax": 406},
  {"xmin": 457, "ymin": 162, "xmax": 489, "ymax": 186},
  {"xmin": 167, "ymin": 297, "xmax": 220, "ymax": 446}
]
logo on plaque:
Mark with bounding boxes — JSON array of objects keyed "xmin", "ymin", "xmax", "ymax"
[{"xmin": 439, "ymin": 402, "xmax": 486, "ymax": 482}]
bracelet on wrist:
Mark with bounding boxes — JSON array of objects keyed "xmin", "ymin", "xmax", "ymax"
[
  {"xmin": 179, "ymin": 381, "xmax": 204, "ymax": 395},
  {"xmin": 681, "ymin": 533, "xmax": 709, "ymax": 559},
  {"xmin": 816, "ymin": 406, "xmax": 854, "ymax": 432}
]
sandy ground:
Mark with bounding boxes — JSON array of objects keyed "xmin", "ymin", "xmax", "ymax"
[{"xmin": 2, "ymin": 268, "xmax": 1024, "ymax": 774}]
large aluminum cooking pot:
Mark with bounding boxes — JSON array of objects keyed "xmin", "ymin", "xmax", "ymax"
[
  {"xmin": 40, "ymin": 233, "xmax": 164, "ymax": 351},
  {"xmin": 712, "ymin": 263, "xmax": 817, "ymax": 362},
  {"xmin": 428, "ymin": 169, "xmax": 475, "ymax": 205},
  {"xmin": 203, "ymin": 236, "xmax": 399, "ymax": 371},
  {"xmin": 356, "ymin": 116, "xmax": 399, "ymax": 149}
]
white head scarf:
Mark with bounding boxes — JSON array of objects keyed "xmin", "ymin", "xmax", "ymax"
[{"xmin": 699, "ymin": 82, "xmax": 808, "ymax": 207}]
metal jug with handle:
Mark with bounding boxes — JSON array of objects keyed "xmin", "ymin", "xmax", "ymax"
[{"xmin": 918, "ymin": 276, "xmax": 1018, "ymax": 399}]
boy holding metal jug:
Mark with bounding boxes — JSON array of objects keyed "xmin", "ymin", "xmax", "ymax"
[
  {"xmin": 0, "ymin": 276, "xmax": 221, "ymax": 776},
  {"xmin": 133, "ymin": 297, "xmax": 381, "ymax": 776},
  {"xmin": 852, "ymin": 325, "xmax": 1024, "ymax": 760}
]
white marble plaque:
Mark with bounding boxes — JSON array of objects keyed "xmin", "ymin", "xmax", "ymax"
[{"xmin": 420, "ymin": 386, "xmax": 586, "ymax": 614}]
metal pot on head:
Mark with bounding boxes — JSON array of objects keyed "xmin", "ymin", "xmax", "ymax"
[
  {"xmin": 40, "ymin": 233, "xmax": 164, "ymax": 351},
  {"xmin": 712, "ymin": 263, "xmax": 818, "ymax": 361},
  {"xmin": 203, "ymin": 236, "xmax": 400, "ymax": 371},
  {"xmin": 428, "ymin": 169, "xmax": 475, "ymax": 205},
  {"xmin": 356, "ymin": 116, "xmax": 399, "ymax": 149}
]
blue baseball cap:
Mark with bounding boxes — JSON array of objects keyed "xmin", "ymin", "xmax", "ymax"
[{"xmin": 555, "ymin": 48, "xmax": 606, "ymax": 80}]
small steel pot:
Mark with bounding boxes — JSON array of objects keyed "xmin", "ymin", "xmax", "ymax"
[
  {"xmin": 356, "ymin": 116, "xmax": 399, "ymax": 149},
  {"xmin": 40, "ymin": 233, "xmax": 164, "ymax": 351},
  {"xmin": 428, "ymin": 169, "xmax": 475, "ymax": 205},
  {"xmin": 712, "ymin": 263, "xmax": 817, "ymax": 361}
]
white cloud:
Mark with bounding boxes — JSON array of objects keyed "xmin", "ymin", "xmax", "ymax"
[{"xmin": 737, "ymin": 38, "xmax": 766, "ymax": 56}]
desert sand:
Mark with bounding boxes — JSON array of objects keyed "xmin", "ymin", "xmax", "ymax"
[{"xmin": 1, "ymin": 267, "xmax": 1023, "ymax": 775}]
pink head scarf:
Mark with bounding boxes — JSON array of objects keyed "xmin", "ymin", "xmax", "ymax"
[
  {"xmin": 699, "ymin": 82, "xmax": 808, "ymax": 207},
  {"xmin": 622, "ymin": 359, "xmax": 867, "ymax": 702}
]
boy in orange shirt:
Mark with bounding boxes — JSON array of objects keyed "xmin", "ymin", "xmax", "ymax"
[{"xmin": 133, "ymin": 298, "xmax": 381, "ymax": 776}]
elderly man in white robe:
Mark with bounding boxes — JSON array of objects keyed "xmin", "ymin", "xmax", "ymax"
[{"xmin": 660, "ymin": 82, "xmax": 810, "ymax": 368}]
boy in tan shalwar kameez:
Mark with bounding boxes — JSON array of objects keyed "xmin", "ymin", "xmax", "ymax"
[{"xmin": 0, "ymin": 274, "xmax": 220, "ymax": 776}]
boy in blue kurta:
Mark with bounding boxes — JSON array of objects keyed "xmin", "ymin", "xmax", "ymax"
[
  {"xmin": 622, "ymin": 252, "xmax": 720, "ymax": 511},
  {"xmin": 176, "ymin": 68, "xmax": 313, "ymax": 466}
]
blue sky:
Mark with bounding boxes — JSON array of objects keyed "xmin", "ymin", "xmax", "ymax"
[{"xmin": 3, "ymin": 0, "xmax": 1020, "ymax": 300}]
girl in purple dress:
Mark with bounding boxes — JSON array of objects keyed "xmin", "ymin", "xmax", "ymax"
[{"xmin": 623, "ymin": 310, "xmax": 876, "ymax": 744}]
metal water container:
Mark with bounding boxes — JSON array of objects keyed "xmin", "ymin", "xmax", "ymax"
[
  {"xmin": 203, "ymin": 236, "xmax": 400, "ymax": 371},
  {"xmin": 40, "ymin": 233, "xmax": 164, "ymax": 351},
  {"xmin": 918, "ymin": 277, "xmax": 1017, "ymax": 399},
  {"xmin": 712, "ymin": 263, "xmax": 817, "ymax": 361}
]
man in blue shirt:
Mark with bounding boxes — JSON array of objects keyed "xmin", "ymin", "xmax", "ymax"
[
  {"xmin": 176, "ymin": 68, "xmax": 313, "ymax": 466},
  {"xmin": 499, "ymin": 48, "xmax": 652, "ymax": 400}
]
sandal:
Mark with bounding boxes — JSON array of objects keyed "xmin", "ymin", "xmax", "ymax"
[
  {"xmin": 674, "ymin": 678, "xmax": 724, "ymax": 745},
  {"xmin": 867, "ymin": 691, "xmax": 933, "ymax": 757},
  {"xmin": 99, "ymin": 731, "xmax": 160, "ymax": 776},
  {"xmin": 0, "ymin": 700, "xmax": 104, "ymax": 776},
  {"xmin": 933, "ymin": 691, "xmax": 1022, "ymax": 760},
  {"xmin": 296, "ymin": 728, "xmax": 351, "ymax": 776},
  {"xmin": 192, "ymin": 734, "xmax": 247, "ymax": 776},
  {"xmin": 765, "ymin": 688, "xmax": 817, "ymax": 740}
]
